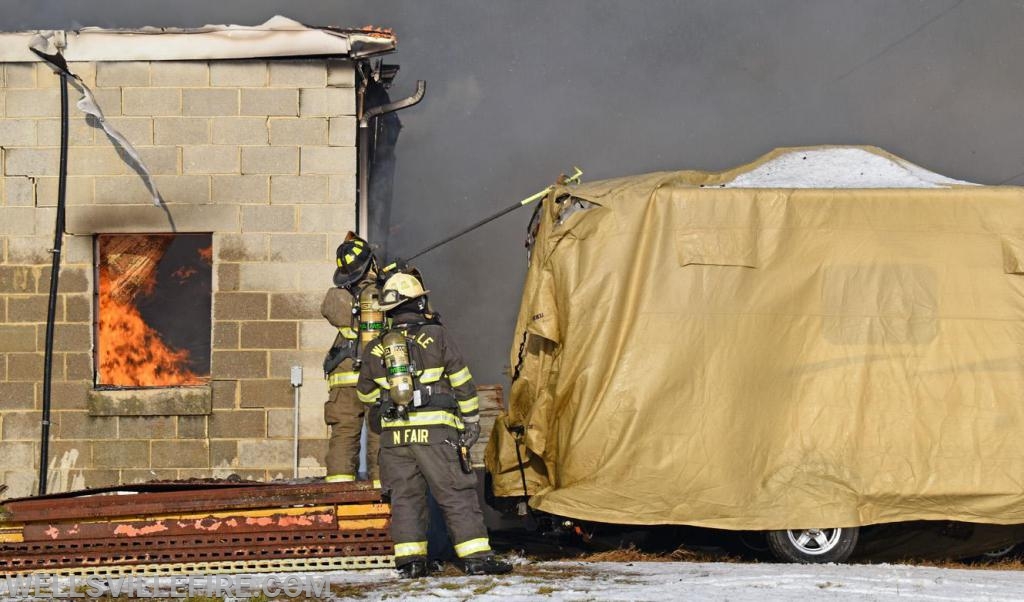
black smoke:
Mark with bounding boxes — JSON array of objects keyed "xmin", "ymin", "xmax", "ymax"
[{"xmin": 7, "ymin": 0, "xmax": 1023, "ymax": 386}]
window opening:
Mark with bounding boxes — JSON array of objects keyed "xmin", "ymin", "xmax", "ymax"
[{"xmin": 94, "ymin": 233, "xmax": 212, "ymax": 387}]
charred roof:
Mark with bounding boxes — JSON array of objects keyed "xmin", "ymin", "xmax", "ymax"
[{"xmin": 0, "ymin": 15, "xmax": 397, "ymax": 62}]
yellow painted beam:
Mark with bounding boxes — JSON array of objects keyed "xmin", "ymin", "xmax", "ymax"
[
  {"xmin": 62, "ymin": 505, "xmax": 337, "ymax": 525},
  {"xmin": 337, "ymin": 518, "xmax": 389, "ymax": 531},
  {"xmin": 335, "ymin": 503, "xmax": 389, "ymax": 517}
]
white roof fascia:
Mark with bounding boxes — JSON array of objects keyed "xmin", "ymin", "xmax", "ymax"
[{"xmin": 0, "ymin": 15, "xmax": 396, "ymax": 62}]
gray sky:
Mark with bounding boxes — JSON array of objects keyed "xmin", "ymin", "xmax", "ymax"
[{"xmin": 6, "ymin": 1, "xmax": 1024, "ymax": 384}]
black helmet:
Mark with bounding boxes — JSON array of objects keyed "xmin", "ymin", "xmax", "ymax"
[{"xmin": 333, "ymin": 233, "xmax": 376, "ymax": 288}]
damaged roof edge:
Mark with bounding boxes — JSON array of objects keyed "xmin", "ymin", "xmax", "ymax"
[{"xmin": 0, "ymin": 15, "xmax": 396, "ymax": 63}]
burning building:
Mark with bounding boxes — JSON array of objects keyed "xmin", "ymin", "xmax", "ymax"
[{"xmin": 0, "ymin": 17, "xmax": 405, "ymax": 497}]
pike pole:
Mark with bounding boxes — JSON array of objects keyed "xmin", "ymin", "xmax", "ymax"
[{"xmin": 396, "ymin": 167, "xmax": 583, "ymax": 265}]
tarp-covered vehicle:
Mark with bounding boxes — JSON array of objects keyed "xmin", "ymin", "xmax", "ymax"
[{"xmin": 486, "ymin": 146, "xmax": 1024, "ymax": 562}]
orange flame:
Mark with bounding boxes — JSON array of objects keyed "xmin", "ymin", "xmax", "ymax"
[
  {"xmin": 97, "ymin": 237, "xmax": 205, "ymax": 387},
  {"xmin": 357, "ymin": 25, "xmax": 394, "ymax": 34}
]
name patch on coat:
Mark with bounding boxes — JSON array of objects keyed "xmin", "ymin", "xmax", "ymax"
[{"xmin": 392, "ymin": 428, "xmax": 430, "ymax": 445}]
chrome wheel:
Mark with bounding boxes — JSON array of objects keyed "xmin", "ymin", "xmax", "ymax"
[
  {"xmin": 767, "ymin": 526, "xmax": 858, "ymax": 563},
  {"xmin": 785, "ymin": 528, "xmax": 843, "ymax": 556}
]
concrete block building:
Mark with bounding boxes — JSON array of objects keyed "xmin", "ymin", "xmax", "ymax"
[{"xmin": 0, "ymin": 17, "xmax": 401, "ymax": 497}]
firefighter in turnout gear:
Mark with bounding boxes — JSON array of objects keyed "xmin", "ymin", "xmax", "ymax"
[
  {"xmin": 321, "ymin": 233, "xmax": 382, "ymax": 486},
  {"xmin": 358, "ymin": 272, "xmax": 512, "ymax": 578}
]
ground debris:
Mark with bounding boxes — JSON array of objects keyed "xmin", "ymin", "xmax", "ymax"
[
  {"xmin": 897, "ymin": 556, "xmax": 1024, "ymax": 571},
  {"xmin": 576, "ymin": 543, "xmax": 734, "ymax": 564}
]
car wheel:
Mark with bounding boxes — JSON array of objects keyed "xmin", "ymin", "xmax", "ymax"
[
  {"xmin": 766, "ymin": 527, "xmax": 859, "ymax": 563},
  {"xmin": 982, "ymin": 544, "xmax": 1017, "ymax": 560}
]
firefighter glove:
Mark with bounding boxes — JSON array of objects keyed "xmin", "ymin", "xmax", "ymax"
[
  {"xmin": 368, "ymin": 403, "xmax": 384, "ymax": 435},
  {"xmin": 322, "ymin": 345, "xmax": 345, "ymax": 375},
  {"xmin": 461, "ymin": 421, "xmax": 480, "ymax": 448}
]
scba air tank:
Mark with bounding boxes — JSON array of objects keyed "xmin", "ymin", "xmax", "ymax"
[
  {"xmin": 359, "ymin": 288, "xmax": 385, "ymax": 345},
  {"xmin": 382, "ymin": 330, "xmax": 414, "ymax": 406}
]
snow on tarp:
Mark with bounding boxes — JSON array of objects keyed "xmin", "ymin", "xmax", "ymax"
[
  {"xmin": 721, "ymin": 146, "xmax": 975, "ymax": 189},
  {"xmin": 488, "ymin": 145, "xmax": 1024, "ymax": 531}
]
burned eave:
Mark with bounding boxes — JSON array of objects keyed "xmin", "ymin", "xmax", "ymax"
[{"xmin": 0, "ymin": 15, "xmax": 397, "ymax": 62}]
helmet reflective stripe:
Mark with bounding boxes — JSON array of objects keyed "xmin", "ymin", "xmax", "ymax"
[
  {"xmin": 380, "ymin": 289, "xmax": 405, "ymax": 306},
  {"xmin": 334, "ymin": 234, "xmax": 375, "ymax": 288}
]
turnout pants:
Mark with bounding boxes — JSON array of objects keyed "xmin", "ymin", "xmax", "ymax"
[
  {"xmin": 380, "ymin": 438, "xmax": 492, "ymax": 565},
  {"xmin": 324, "ymin": 384, "xmax": 380, "ymax": 482}
]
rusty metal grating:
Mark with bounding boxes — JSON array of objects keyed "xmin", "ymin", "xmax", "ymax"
[
  {"xmin": 0, "ymin": 480, "xmax": 394, "ymax": 574},
  {"xmin": 9, "ymin": 555, "xmax": 395, "ymax": 578},
  {"xmin": 9, "ymin": 528, "xmax": 387, "ymax": 555}
]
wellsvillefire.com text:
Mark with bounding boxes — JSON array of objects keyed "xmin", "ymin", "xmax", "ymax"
[{"xmin": 1, "ymin": 574, "xmax": 332, "ymax": 599}]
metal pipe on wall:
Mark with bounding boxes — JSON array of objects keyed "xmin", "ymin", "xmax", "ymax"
[
  {"xmin": 291, "ymin": 365, "xmax": 303, "ymax": 479},
  {"xmin": 356, "ymin": 78, "xmax": 426, "ymax": 236},
  {"xmin": 39, "ymin": 72, "xmax": 70, "ymax": 496}
]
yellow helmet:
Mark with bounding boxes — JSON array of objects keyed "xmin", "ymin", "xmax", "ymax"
[{"xmin": 379, "ymin": 272, "xmax": 429, "ymax": 311}]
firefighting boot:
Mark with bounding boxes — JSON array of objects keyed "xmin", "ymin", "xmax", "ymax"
[
  {"xmin": 397, "ymin": 560, "xmax": 429, "ymax": 579},
  {"xmin": 459, "ymin": 555, "xmax": 513, "ymax": 575}
]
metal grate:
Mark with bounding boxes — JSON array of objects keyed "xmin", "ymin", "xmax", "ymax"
[
  {"xmin": 6, "ymin": 555, "xmax": 395, "ymax": 577},
  {"xmin": 0, "ymin": 530, "xmax": 393, "ymax": 571},
  {"xmin": 0, "ymin": 481, "xmax": 393, "ymax": 575},
  {"xmin": 5, "ymin": 528, "xmax": 387, "ymax": 555}
]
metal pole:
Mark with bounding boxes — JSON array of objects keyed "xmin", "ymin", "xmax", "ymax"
[
  {"xmin": 404, "ymin": 167, "xmax": 582, "ymax": 263},
  {"xmin": 290, "ymin": 366, "xmax": 303, "ymax": 479},
  {"xmin": 39, "ymin": 72, "xmax": 69, "ymax": 496}
]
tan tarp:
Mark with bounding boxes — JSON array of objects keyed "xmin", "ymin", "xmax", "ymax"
[{"xmin": 487, "ymin": 146, "xmax": 1024, "ymax": 531}]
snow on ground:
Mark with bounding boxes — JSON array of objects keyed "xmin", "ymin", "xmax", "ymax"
[
  {"xmin": 722, "ymin": 147, "xmax": 976, "ymax": 188},
  {"xmin": 316, "ymin": 560, "xmax": 1024, "ymax": 601},
  {"xmin": 55, "ymin": 559, "xmax": 1020, "ymax": 601}
]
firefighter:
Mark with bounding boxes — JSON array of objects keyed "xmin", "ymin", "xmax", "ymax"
[
  {"xmin": 357, "ymin": 272, "xmax": 512, "ymax": 578},
  {"xmin": 321, "ymin": 233, "xmax": 383, "ymax": 486}
]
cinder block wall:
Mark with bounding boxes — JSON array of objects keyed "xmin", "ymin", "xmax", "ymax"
[{"xmin": 0, "ymin": 59, "xmax": 357, "ymax": 497}]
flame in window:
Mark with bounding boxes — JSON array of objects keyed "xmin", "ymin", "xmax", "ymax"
[{"xmin": 96, "ymin": 235, "xmax": 208, "ymax": 387}]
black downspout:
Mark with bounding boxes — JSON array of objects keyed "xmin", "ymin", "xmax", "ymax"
[
  {"xmin": 39, "ymin": 72, "xmax": 69, "ymax": 495},
  {"xmin": 357, "ymin": 112, "xmax": 369, "ymax": 237},
  {"xmin": 356, "ymin": 70, "xmax": 368, "ymax": 237},
  {"xmin": 356, "ymin": 79, "xmax": 426, "ymax": 237}
]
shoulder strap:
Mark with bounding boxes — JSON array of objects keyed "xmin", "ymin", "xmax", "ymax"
[{"xmin": 394, "ymin": 316, "xmax": 441, "ymax": 331}]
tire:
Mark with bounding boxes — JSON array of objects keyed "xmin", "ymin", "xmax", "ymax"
[
  {"xmin": 981, "ymin": 544, "xmax": 1017, "ymax": 560},
  {"xmin": 766, "ymin": 527, "xmax": 859, "ymax": 563},
  {"xmin": 716, "ymin": 531, "xmax": 774, "ymax": 561},
  {"xmin": 737, "ymin": 531, "xmax": 771, "ymax": 554}
]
